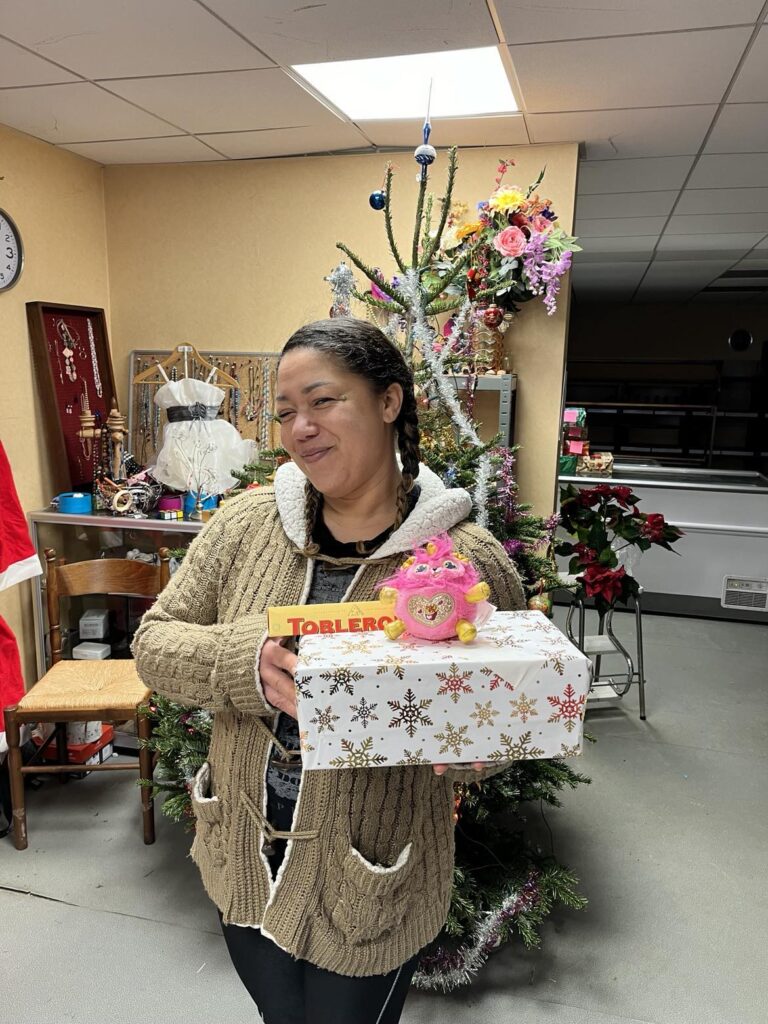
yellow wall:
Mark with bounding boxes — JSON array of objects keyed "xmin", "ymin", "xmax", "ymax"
[
  {"xmin": 0, "ymin": 123, "xmax": 110, "ymax": 686},
  {"xmin": 104, "ymin": 143, "xmax": 577, "ymax": 514}
]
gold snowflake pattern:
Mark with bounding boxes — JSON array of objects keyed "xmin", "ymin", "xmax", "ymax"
[
  {"xmin": 480, "ymin": 666, "xmax": 515, "ymax": 692},
  {"xmin": 397, "ymin": 748, "xmax": 430, "ymax": 766},
  {"xmin": 320, "ymin": 667, "xmax": 364, "ymax": 696},
  {"xmin": 470, "ymin": 701, "xmax": 499, "ymax": 727},
  {"xmin": 509, "ymin": 693, "xmax": 538, "ymax": 723},
  {"xmin": 375, "ymin": 653, "xmax": 416, "ymax": 680},
  {"xmin": 547, "ymin": 683, "xmax": 587, "ymax": 733},
  {"xmin": 329, "ymin": 737, "xmax": 387, "ymax": 768},
  {"xmin": 488, "ymin": 731, "xmax": 545, "ymax": 761},
  {"xmin": 435, "ymin": 723, "xmax": 474, "ymax": 758},
  {"xmin": 560, "ymin": 743, "xmax": 581, "ymax": 757},
  {"xmin": 435, "ymin": 663, "xmax": 474, "ymax": 703},
  {"xmin": 310, "ymin": 705, "xmax": 340, "ymax": 733},
  {"xmin": 388, "ymin": 688, "xmax": 434, "ymax": 738},
  {"xmin": 295, "ymin": 675, "xmax": 314, "ymax": 700},
  {"xmin": 349, "ymin": 696, "xmax": 378, "ymax": 728},
  {"xmin": 338, "ymin": 637, "xmax": 376, "ymax": 656},
  {"xmin": 481, "ymin": 631, "xmax": 524, "ymax": 649},
  {"xmin": 299, "ymin": 730, "xmax": 315, "ymax": 753}
]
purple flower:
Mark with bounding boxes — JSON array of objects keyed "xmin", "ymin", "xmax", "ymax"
[{"xmin": 503, "ymin": 539, "xmax": 526, "ymax": 558}]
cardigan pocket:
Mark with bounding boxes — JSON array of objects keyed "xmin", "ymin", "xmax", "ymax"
[
  {"xmin": 190, "ymin": 762, "xmax": 225, "ymax": 868},
  {"xmin": 330, "ymin": 842, "xmax": 415, "ymax": 944}
]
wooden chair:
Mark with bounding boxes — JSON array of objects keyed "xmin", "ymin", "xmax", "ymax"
[{"xmin": 3, "ymin": 547, "xmax": 170, "ymax": 851}]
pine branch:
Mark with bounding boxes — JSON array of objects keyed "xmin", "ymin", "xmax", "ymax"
[
  {"xmin": 384, "ymin": 163, "xmax": 408, "ymax": 274},
  {"xmin": 412, "ymin": 171, "xmax": 428, "ymax": 267},
  {"xmin": 425, "ymin": 296, "xmax": 465, "ymax": 316},
  {"xmin": 336, "ymin": 243, "xmax": 409, "ymax": 309},
  {"xmin": 423, "ymin": 146, "xmax": 459, "ymax": 265},
  {"xmin": 353, "ymin": 290, "xmax": 401, "ymax": 313},
  {"xmin": 423, "ymin": 246, "xmax": 473, "ymax": 306}
]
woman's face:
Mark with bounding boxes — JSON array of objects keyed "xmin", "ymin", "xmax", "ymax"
[{"xmin": 276, "ymin": 348, "xmax": 402, "ymax": 499}]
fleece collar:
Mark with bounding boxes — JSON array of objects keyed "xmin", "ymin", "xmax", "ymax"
[{"xmin": 273, "ymin": 461, "xmax": 472, "ymax": 559}]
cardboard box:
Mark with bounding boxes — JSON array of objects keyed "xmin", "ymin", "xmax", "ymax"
[
  {"xmin": 79, "ymin": 609, "xmax": 109, "ymax": 640},
  {"xmin": 294, "ymin": 611, "xmax": 591, "ymax": 769}
]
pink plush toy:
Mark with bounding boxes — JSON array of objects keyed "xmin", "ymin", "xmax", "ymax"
[{"xmin": 378, "ymin": 533, "xmax": 492, "ymax": 643}]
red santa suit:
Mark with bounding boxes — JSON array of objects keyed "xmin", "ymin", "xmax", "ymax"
[{"xmin": 0, "ymin": 440, "xmax": 42, "ymax": 751}]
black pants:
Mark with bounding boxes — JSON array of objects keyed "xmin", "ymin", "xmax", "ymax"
[{"xmin": 219, "ymin": 912, "xmax": 421, "ymax": 1024}]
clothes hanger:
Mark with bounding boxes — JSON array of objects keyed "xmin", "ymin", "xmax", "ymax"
[{"xmin": 132, "ymin": 345, "xmax": 238, "ymax": 388}]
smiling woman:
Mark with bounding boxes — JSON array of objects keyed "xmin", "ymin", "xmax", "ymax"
[{"xmin": 132, "ymin": 316, "xmax": 525, "ymax": 1024}]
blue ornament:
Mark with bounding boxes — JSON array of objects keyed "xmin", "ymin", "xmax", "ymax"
[
  {"xmin": 414, "ymin": 143, "xmax": 436, "ymax": 166},
  {"xmin": 369, "ymin": 190, "xmax": 386, "ymax": 210}
]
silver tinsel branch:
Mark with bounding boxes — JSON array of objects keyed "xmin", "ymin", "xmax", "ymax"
[
  {"xmin": 412, "ymin": 875, "xmax": 540, "ymax": 992},
  {"xmin": 325, "ymin": 261, "xmax": 356, "ymax": 317},
  {"xmin": 400, "ymin": 274, "xmax": 493, "ymax": 526}
]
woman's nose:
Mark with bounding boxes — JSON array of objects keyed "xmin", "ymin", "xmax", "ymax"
[{"xmin": 291, "ymin": 411, "xmax": 319, "ymax": 439}]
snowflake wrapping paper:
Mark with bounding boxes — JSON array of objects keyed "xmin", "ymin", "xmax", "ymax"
[{"xmin": 293, "ymin": 611, "xmax": 592, "ymax": 769}]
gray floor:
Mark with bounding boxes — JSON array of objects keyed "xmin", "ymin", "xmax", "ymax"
[{"xmin": 2, "ymin": 612, "xmax": 766, "ymax": 1024}]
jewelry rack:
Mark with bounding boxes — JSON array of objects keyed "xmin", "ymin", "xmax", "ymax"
[{"xmin": 128, "ymin": 349, "xmax": 281, "ymax": 467}]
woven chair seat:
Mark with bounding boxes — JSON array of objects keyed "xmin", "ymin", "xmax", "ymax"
[{"xmin": 19, "ymin": 660, "xmax": 151, "ymax": 714}]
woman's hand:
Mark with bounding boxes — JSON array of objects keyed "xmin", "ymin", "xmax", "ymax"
[
  {"xmin": 259, "ymin": 638, "xmax": 298, "ymax": 719},
  {"xmin": 432, "ymin": 761, "xmax": 490, "ymax": 776}
]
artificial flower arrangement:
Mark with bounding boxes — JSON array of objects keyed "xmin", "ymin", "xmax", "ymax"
[
  {"xmin": 440, "ymin": 160, "xmax": 581, "ymax": 317},
  {"xmin": 556, "ymin": 483, "xmax": 684, "ymax": 612}
]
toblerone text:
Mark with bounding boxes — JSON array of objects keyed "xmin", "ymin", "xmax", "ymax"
[{"xmin": 268, "ymin": 600, "xmax": 396, "ymax": 637}]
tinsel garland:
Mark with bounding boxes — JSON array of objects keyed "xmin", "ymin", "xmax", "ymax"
[
  {"xmin": 413, "ymin": 874, "xmax": 540, "ymax": 991},
  {"xmin": 325, "ymin": 261, "xmax": 356, "ymax": 318}
]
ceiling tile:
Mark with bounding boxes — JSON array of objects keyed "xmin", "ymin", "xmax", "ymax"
[
  {"xmin": 656, "ymin": 231, "xmax": 764, "ymax": 252},
  {"xmin": 688, "ymin": 152, "xmax": 768, "ymax": 188},
  {"xmin": 676, "ymin": 187, "xmax": 768, "ymax": 214},
  {"xmin": 755, "ymin": 236, "xmax": 768, "ymax": 248},
  {"xmin": 201, "ymin": 0, "xmax": 497, "ymax": 63},
  {"xmin": 705, "ymin": 103, "xmax": 768, "ymax": 152},
  {"xmin": 639, "ymin": 259, "xmax": 733, "ymax": 285},
  {"xmin": 0, "ymin": 0, "xmax": 271, "ymax": 78},
  {"xmin": 495, "ymin": 0, "xmax": 765, "ymax": 44},
  {"xmin": 576, "ymin": 216, "xmax": 667, "ymax": 238},
  {"xmin": 576, "ymin": 192, "xmax": 678, "ymax": 219},
  {"xmin": 729, "ymin": 24, "xmax": 768, "ymax": 101},
  {"xmin": 0, "ymin": 37, "xmax": 80, "ymax": 87},
  {"xmin": 572, "ymin": 261, "xmax": 649, "ymax": 284},
  {"xmin": 0, "ymin": 83, "xmax": 180, "ymax": 143},
  {"xmin": 59, "ymin": 136, "xmax": 224, "ymax": 164},
  {"xmin": 529, "ymin": 106, "xmax": 715, "ymax": 158},
  {"xmin": 197, "ymin": 123, "xmax": 371, "ymax": 158},
  {"xmin": 578, "ymin": 156, "xmax": 694, "ymax": 194},
  {"xmin": 575, "ymin": 236, "xmax": 658, "ymax": 258},
  {"xmin": 106, "ymin": 69, "xmax": 343, "ymax": 134},
  {"xmin": 509, "ymin": 28, "xmax": 751, "ymax": 113},
  {"xmin": 666, "ymin": 211, "xmax": 768, "ymax": 233},
  {"xmin": 733, "ymin": 255, "xmax": 768, "ymax": 268},
  {"xmin": 358, "ymin": 115, "xmax": 528, "ymax": 148}
]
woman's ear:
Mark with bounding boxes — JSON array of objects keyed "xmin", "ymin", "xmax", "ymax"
[{"xmin": 381, "ymin": 382, "xmax": 403, "ymax": 424}]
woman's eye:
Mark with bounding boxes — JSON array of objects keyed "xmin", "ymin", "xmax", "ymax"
[
  {"xmin": 313, "ymin": 396, "xmax": 336, "ymax": 408},
  {"xmin": 276, "ymin": 411, "xmax": 294, "ymax": 423}
]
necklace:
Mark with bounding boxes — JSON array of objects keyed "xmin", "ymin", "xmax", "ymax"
[
  {"xmin": 56, "ymin": 319, "xmax": 78, "ymax": 382},
  {"xmin": 87, "ymin": 319, "xmax": 103, "ymax": 398}
]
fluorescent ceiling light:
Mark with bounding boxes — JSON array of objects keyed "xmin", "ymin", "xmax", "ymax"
[{"xmin": 293, "ymin": 47, "xmax": 518, "ymax": 121}]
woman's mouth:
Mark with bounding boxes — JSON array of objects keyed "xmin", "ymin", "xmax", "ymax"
[{"xmin": 300, "ymin": 447, "xmax": 332, "ymax": 464}]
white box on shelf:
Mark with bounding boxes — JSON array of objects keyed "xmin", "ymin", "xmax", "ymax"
[
  {"xmin": 72, "ymin": 641, "xmax": 111, "ymax": 660},
  {"xmin": 79, "ymin": 609, "xmax": 109, "ymax": 639},
  {"xmin": 294, "ymin": 611, "xmax": 592, "ymax": 770}
]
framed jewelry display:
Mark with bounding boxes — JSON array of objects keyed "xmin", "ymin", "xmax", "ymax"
[
  {"xmin": 128, "ymin": 349, "xmax": 280, "ymax": 467},
  {"xmin": 26, "ymin": 303, "xmax": 117, "ymax": 492}
]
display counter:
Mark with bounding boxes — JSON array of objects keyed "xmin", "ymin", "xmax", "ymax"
[{"xmin": 558, "ymin": 464, "xmax": 768, "ymax": 621}]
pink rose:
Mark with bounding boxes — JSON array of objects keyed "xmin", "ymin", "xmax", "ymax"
[
  {"xmin": 492, "ymin": 225, "xmax": 527, "ymax": 258},
  {"xmin": 530, "ymin": 214, "xmax": 554, "ymax": 234}
]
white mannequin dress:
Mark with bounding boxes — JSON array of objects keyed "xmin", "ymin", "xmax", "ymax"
[{"xmin": 151, "ymin": 376, "xmax": 255, "ymax": 494}]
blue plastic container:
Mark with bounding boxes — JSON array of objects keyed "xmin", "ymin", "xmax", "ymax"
[
  {"xmin": 183, "ymin": 492, "xmax": 219, "ymax": 516},
  {"xmin": 57, "ymin": 492, "xmax": 93, "ymax": 514}
]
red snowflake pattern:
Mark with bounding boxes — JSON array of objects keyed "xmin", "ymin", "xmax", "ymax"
[
  {"xmin": 547, "ymin": 683, "xmax": 586, "ymax": 733},
  {"xmin": 435, "ymin": 663, "xmax": 474, "ymax": 704}
]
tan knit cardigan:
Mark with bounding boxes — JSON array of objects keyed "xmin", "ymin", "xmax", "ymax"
[{"xmin": 132, "ymin": 464, "xmax": 525, "ymax": 977}]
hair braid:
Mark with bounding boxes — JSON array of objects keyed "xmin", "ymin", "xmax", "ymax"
[
  {"xmin": 396, "ymin": 385, "xmax": 421, "ymax": 496},
  {"xmin": 302, "ymin": 480, "xmax": 322, "ymax": 557}
]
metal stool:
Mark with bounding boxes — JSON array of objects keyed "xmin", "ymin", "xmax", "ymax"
[{"xmin": 561, "ymin": 576, "xmax": 647, "ymax": 720}]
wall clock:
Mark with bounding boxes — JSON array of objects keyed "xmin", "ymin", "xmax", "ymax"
[{"xmin": 0, "ymin": 209, "xmax": 24, "ymax": 292}]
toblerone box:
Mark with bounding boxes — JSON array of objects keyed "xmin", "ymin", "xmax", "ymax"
[{"xmin": 268, "ymin": 600, "xmax": 395, "ymax": 638}]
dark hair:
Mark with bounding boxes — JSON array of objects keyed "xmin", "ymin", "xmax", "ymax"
[{"xmin": 278, "ymin": 317, "xmax": 421, "ymax": 556}]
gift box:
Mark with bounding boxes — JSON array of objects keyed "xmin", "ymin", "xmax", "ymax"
[
  {"xmin": 563, "ymin": 407, "xmax": 586, "ymax": 426},
  {"xmin": 294, "ymin": 611, "xmax": 591, "ymax": 769},
  {"xmin": 558, "ymin": 454, "xmax": 578, "ymax": 475}
]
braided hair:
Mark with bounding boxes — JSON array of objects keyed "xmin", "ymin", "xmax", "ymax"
[{"xmin": 278, "ymin": 318, "xmax": 421, "ymax": 557}]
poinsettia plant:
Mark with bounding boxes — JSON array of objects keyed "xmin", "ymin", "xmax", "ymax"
[{"xmin": 556, "ymin": 483, "xmax": 684, "ymax": 612}]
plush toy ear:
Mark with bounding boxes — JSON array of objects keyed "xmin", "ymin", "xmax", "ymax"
[
  {"xmin": 402, "ymin": 556, "xmax": 415, "ymax": 567},
  {"xmin": 453, "ymin": 552, "xmax": 469, "ymax": 563},
  {"xmin": 425, "ymin": 542, "xmax": 437, "ymax": 555}
]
